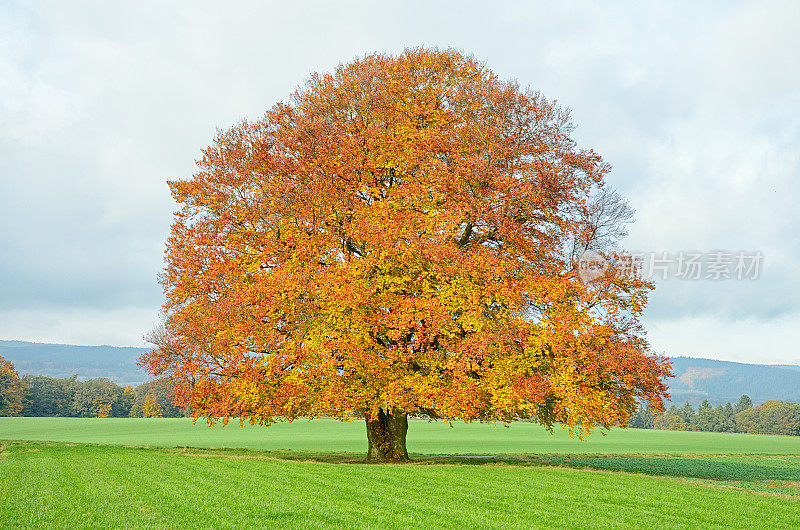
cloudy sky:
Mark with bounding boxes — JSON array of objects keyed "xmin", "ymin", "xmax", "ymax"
[{"xmin": 1, "ymin": 1, "xmax": 798, "ymax": 364}]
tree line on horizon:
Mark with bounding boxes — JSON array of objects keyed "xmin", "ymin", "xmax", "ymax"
[
  {"xmin": 0, "ymin": 356, "xmax": 182, "ymax": 418},
  {"xmin": 630, "ymin": 396, "xmax": 800, "ymax": 436},
  {"xmin": 4, "ymin": 354, "xmax": 799, "ymax": 436}
]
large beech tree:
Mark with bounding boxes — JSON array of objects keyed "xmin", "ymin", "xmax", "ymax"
[{"xmin": 143, "ymin": 48, "xmax": 671, "ymax": 461}]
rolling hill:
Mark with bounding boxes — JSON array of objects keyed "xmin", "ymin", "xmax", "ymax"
[
  {"xmin": 1, "ymin": 340, "xmax": 798, "ymax": 404},
  {"xmin": 0, "ymin": 340, "xmax": 149, "ymax": 386},
  {"xmin": 667, "ymin": 356, "xmax": 800, "ymax": 406}
]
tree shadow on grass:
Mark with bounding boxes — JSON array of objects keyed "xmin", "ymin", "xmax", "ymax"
[
  {"xmin": 162, "ymin": 446, "xmax": 800, "ymax": 485},
  {"xmin": 7, "ymin": 441, "xmax": 800, "ymax": 487},
  {"xmin": 162, "ymin": 446, "xmax": 555, "ymax": 467}
]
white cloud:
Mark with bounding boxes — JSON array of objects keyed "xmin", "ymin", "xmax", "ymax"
[
  {"xmin": 0, "ymin": 0, "xmax": 798, "ymax": 363},
  {"xmin": 0, "ymin": 306, "xmax": 160, "ymax": 347},
  {"xmin": 646, "ymin": 312, "xmax": 800, "ymax": 365}
]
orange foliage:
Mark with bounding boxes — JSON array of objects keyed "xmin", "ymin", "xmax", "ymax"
[
  {"xmin": 94, "ymin": 400, "xmax": 112, "ymax": 418},
  {"xmin": 0, "ymin": 356, "xmax": 25, "ymax": 417},
  {"xmin": 142, "ymin": 48, "xmax": 671, "ymax": 437},
  {"xmin": 142, "ymin": 394, "xmax": 163, "ymax": 418}
]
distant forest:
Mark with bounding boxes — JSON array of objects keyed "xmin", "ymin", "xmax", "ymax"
[
  {"xmin": 1, "ymin": 363, "xmax": 183, "ymax": 419},
  {"xmin": 2, "ymin": 354, "xmax": 799, "ymax": 435},
  {"xmin": 631, "ymin": 396, "xmax": 800, "ymax": 436},
  {"xmin": 2, "ymin": 342, "xmax": 799, "ymax": 406}
]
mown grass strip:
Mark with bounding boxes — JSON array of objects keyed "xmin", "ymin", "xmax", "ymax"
[{"xmin": 2, "ymin": 442, "xmax": 799, "ymax": 529}]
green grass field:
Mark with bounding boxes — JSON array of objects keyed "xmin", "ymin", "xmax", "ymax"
[
  {"xmin": 3, "ymin": 416, "xmax": 800, "ymax": 454},
  {"xmin": 2, "ymin": 418, "xmax": 799, "ymax": 528}
]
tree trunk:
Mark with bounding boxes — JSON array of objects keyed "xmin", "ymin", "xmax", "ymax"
[{"xmin": 365, "ymin": 408, "xmax": 409, "ymax": 462}]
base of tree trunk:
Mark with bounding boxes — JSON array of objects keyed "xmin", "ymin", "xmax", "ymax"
[{"xmin": 365, "ymin": 408, "xmax": 409, "ymax": 462}]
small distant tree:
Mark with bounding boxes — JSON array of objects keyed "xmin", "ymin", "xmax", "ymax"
[
  {"xmin": 95, "ymin": 400, "xmax": 113, "ymax": 418},
  {"xmin": 0, "ymin": 356, "xmax": 25, "ymax": 416},
  {"xmin": 653, "ymin": 405, "xmax": 688, "ymax": 431},
  {"xmin": 130, "ymin": 378, "xmax": 183, "ymax": 418},
  {"xmin": 735, "ymin": 395, "xmax": 753, "ymax": 414},
  {"xmin": 72, "ymin": 378, "xmax": 122, "ymax": 418},
  {"xmin": 695, "ymin": 400, "xmax": 715, "ymax": 431},
  {"xmin": 677, "ymin": 402, "xmax": 696, "ymax": 428},
  {"xmin": 116, "ymin": 385, "xmax": 135, "ymax": 417},
  {"xmin": 716, "ymin": 402, "xmax": 737, "ymax": 433},
  {"xmin": 628, "ymin": 403, "xmax": 654, "ymax": 429},
  {"xmin": 142, "ymin": 394, "xmax": 164, "ymax": 418}
]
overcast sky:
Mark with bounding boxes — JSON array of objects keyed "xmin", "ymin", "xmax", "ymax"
[{"xmin": 1, "ymin": 1, "xmax": 798, "ymax": 364}]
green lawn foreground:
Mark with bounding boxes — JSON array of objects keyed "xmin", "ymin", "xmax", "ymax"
[
  {"xmin": 1, "ymin": 441, "xmax": 799, "ymax": 529},
  {"xmin": 2, "ymin": 418, "xmax": 800, "ymax": 528},
  {"xmin": 3, "ymin": 416, "xmax": 800, "ymax": 454}
]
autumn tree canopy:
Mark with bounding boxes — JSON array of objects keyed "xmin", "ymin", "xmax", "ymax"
[
  {"xmin": 143, "ymin": 48, "xmax": 671, "ymax": 461},
  {"xmin": 0, "ymin": 356, "xmax": 25, "ymax": 417}
]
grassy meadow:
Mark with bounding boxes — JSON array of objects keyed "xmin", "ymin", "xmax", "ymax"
[
  {"xmin": 2, "ymin": 418, "xmax": 799, "ymax": 528},
  {"xmin": 3, "ymin": 416, "xmax": 800, "ymax": 454}
]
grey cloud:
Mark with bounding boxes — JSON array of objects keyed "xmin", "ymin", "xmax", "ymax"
[{"xmin": 0, "ymin": 0, "xmax": 798, "ymax": 361}]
